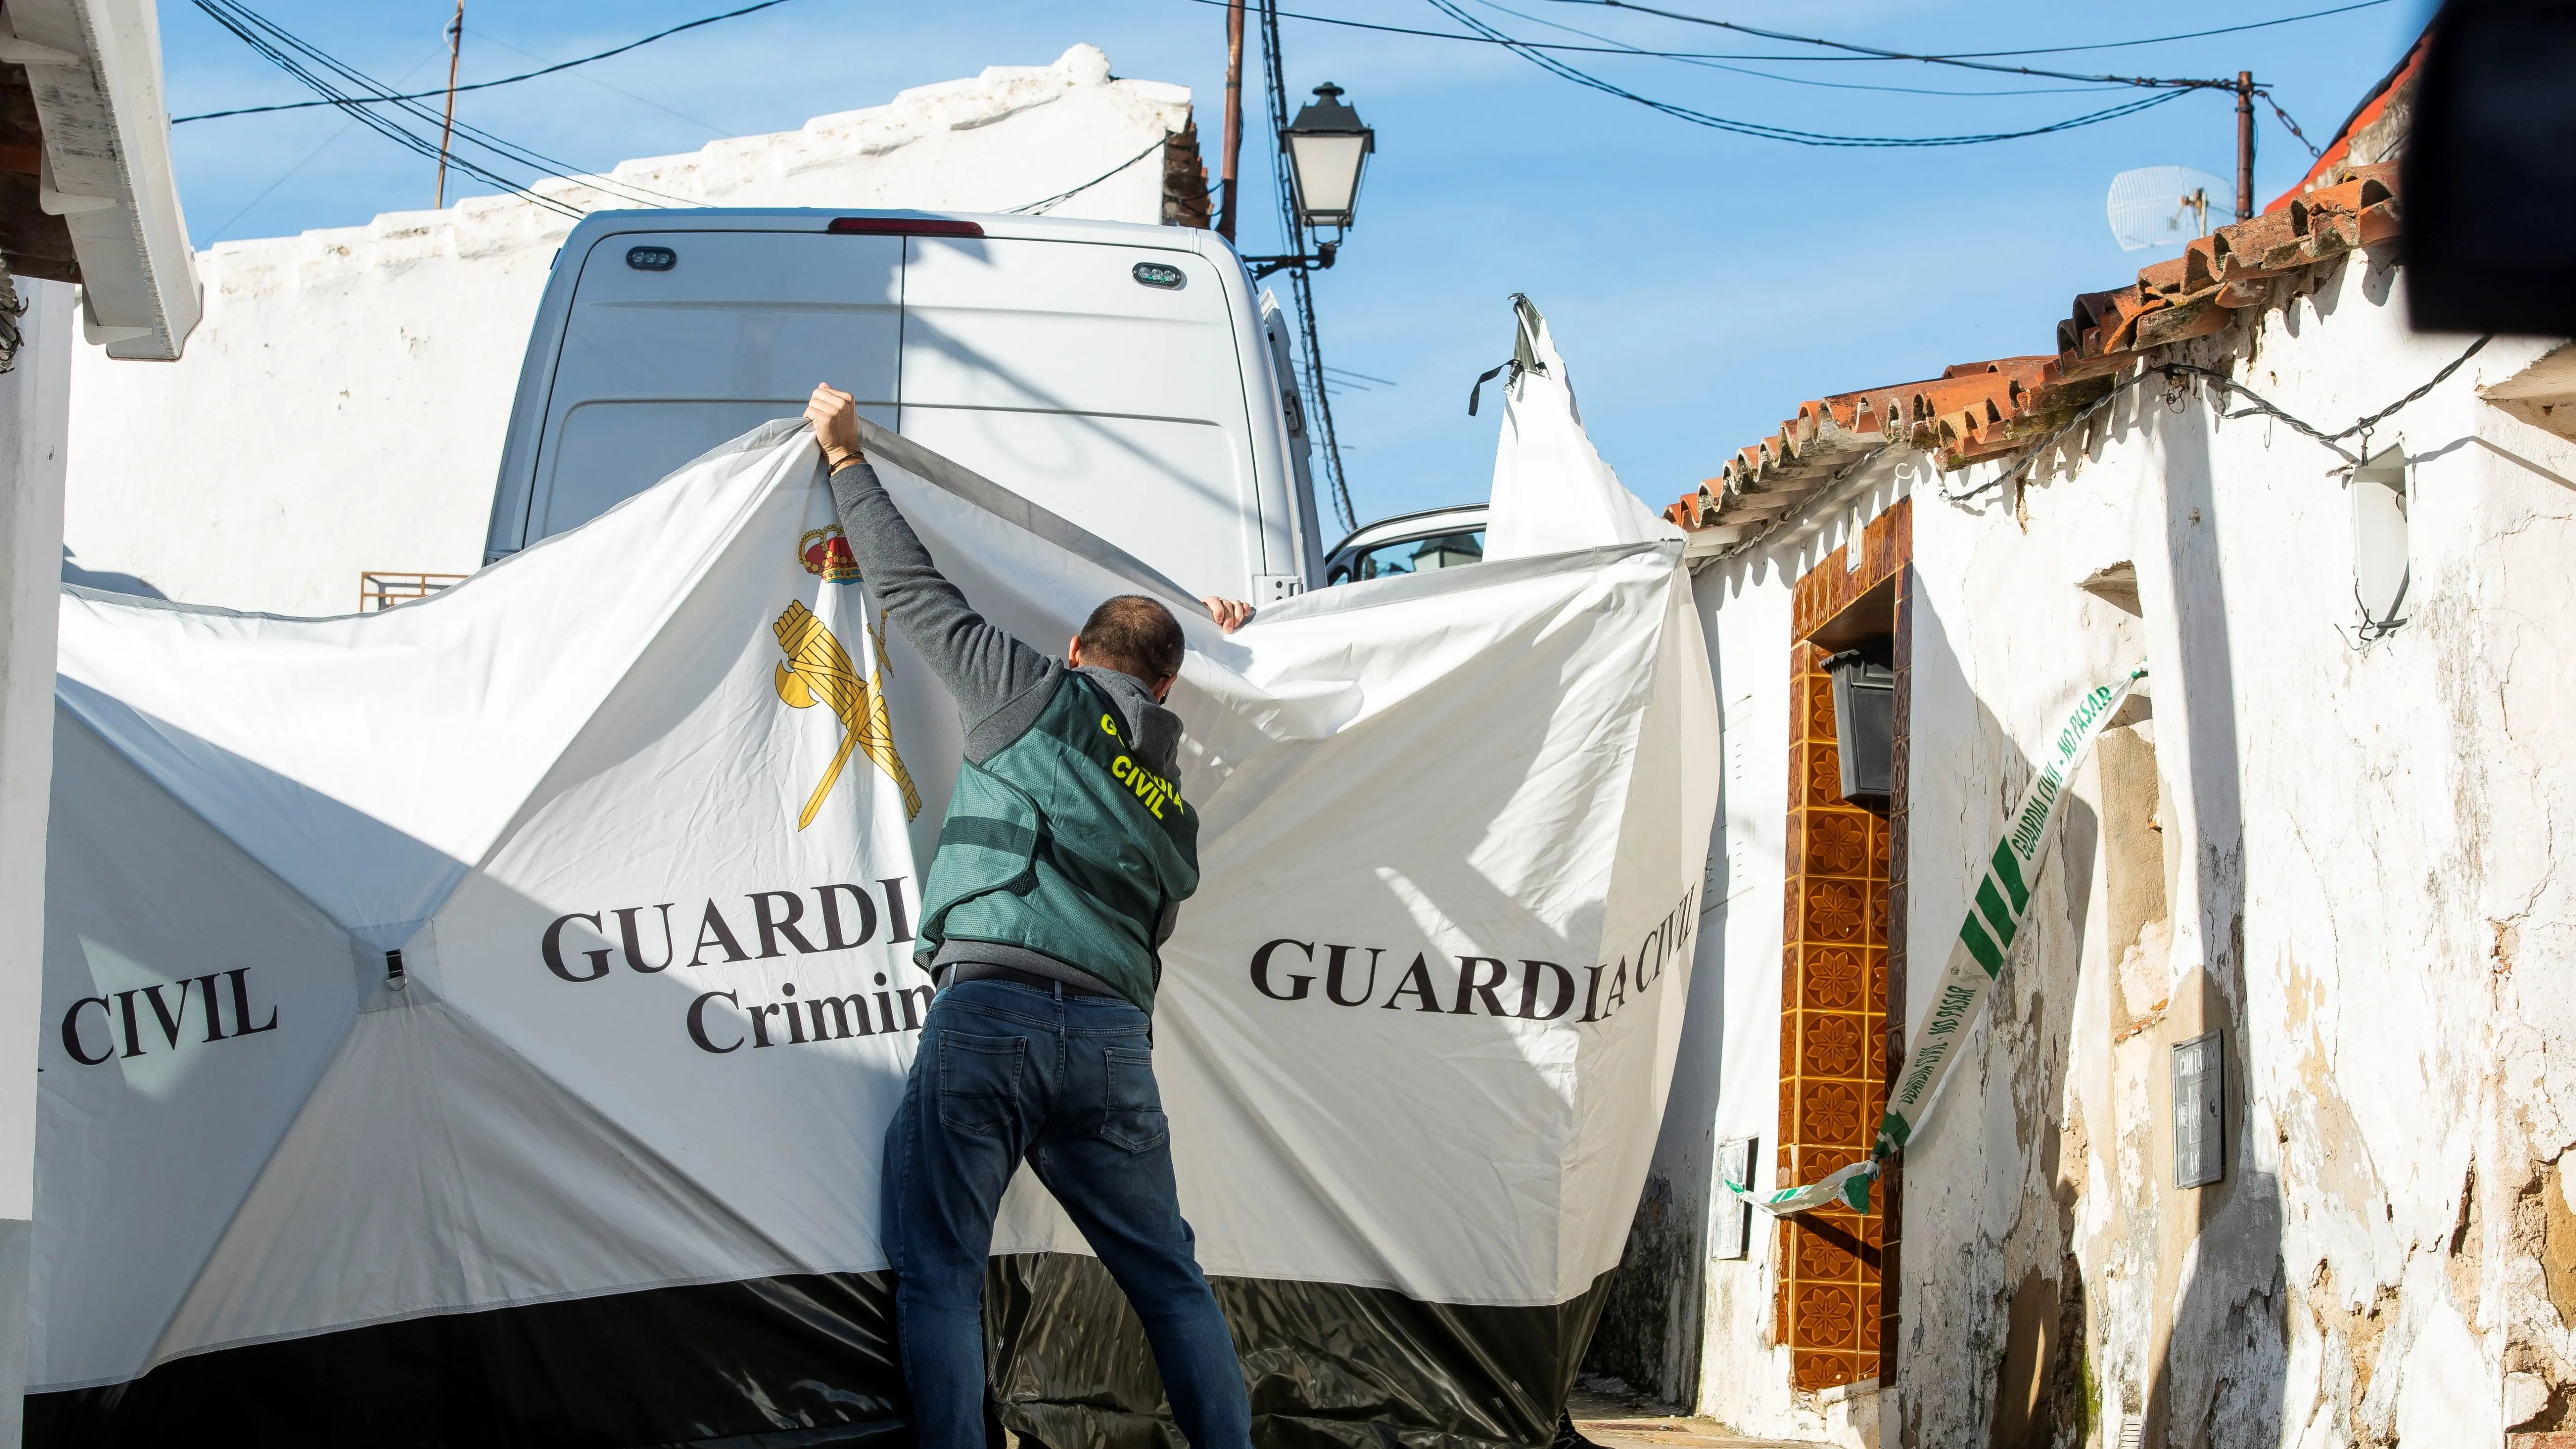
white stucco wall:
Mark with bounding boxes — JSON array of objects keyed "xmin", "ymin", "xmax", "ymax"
[
  {"xmin": 60, "ymin": 44, "xmax": 1193, "ymax": 616},
  {"xmin": 1678, "ymin": 238, "xmax": 2576, "ymax": 1446},
  {"xmin": 0, "ymin": 280, "xmax": 75, "ymax": 1448}
]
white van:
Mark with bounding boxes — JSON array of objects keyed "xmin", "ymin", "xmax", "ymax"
[{"xmin": 482, "ymin": 209, "xmax": 1325, "ymax": 603}]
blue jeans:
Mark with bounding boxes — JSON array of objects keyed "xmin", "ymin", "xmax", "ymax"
[{"xmin": 881, "ymin": 979, "xmax": 1251, "ymax": 1449}]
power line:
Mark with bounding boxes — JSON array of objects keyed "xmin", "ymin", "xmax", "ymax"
[
  {"xmin": 1539, "ymin": 0, "xmax": 2394, "ymax": 63},
  {"xmin": 1007, "ymin": 135, "xmax": 1172, "ymax": 214},
  {"xmin": 1180, "ymin": 0, "xmax": 2376, "ymax": 76},
  {"xmin": 1461, "ymin": 0, "xmax": 2122, "ymax": 97},
  {"xmin": 206, "ymin": 41, "xmax": 455, "ymax": 241},
  {"xmin": 471, "ymin": 24, "xmax": 729, "ymax": 136},
  {"xmin": 2263, "ymin": 91, "xmax": 2324, "ymax": 157},
  {"xmin": 1170, "ymin": 0, "xmax": 2103, "ymax": 63},
  {"xmin": 1522, "ymin": 0, "xmax": 2248, "ymax": 89},
  {"xmin": 1424, "ymin": 0, "xmax": 2197, "ymax": 148},
  {"xmin": 1259, "ymin": 0, "xmax": 1356, "ymax": 533},
  {"xmin": 195, "ymin": 0, "xmax": 702, "ymax": 214},
  {"xmin": 192, "ymin": 0, "xmax": 578, "ymax": 214},
  {"xmin": 175, "ymin": 0, "xmax": 795, "ymax": 123}
]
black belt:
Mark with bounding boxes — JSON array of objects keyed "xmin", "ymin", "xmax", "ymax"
[{"xmin": 940, "ymin": 961, "xmax": 1118, "ymax": 997}]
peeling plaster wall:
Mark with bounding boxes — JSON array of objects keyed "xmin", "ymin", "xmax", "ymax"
[
  {"xmin": 1680, "ymin": 240, "xmax": 2576, "ymax": 1447},
  {"xmin": 58, "ymin": 44, "xmax": 1192, "ymax": 616}
]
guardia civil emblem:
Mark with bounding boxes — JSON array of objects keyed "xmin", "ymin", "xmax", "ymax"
[
  {"xmin": 799, "ymin": 526, "xmax": 861, "ymax": 583},
  {"xmin": 772, "ymin": 601, "xmax": 922, "ymax": 827}
]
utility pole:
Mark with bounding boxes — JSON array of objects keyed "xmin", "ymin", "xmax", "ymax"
[
  {"xmin": 435, "ymin": 0, "xmax": 466, "ymax": 208},
  {"xmin": 1218, "ymin": 0, "xmax": 1245, "ymax": 240},
  {"xmin": 2234, "ymin": 70, "xmax": 2255, "ymax": 222}
]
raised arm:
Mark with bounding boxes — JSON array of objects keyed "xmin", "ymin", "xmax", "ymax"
[{"xmin": 807, "ymin": 384, "xmax": 1058, "ymax": 730}]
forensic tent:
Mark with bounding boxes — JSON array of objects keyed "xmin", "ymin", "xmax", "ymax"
[
  {"xmin": 33, "ymin": 410, "xmax": 1716, "ymax": 1447},
  {"xmin": 1481, "ymin": 296, "xmax": 1677, "ymax": 563}
]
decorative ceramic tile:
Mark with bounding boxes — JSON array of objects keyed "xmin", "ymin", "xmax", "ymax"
[
  {"xmin": 1792, "ymin": 1284, "xmax": 1859, "ymax": 1350},
  {"xmin": 1774, "ymin": 505, "xmax": 1911, "ymax": 1399},
  {"xmin": 1800, "ymin": 1012, "xmax": 1866, "ymax": 1078},
  {"xmin": 1793, "ymin": 1351, "xmax": 1854, "ymax": 1392}
]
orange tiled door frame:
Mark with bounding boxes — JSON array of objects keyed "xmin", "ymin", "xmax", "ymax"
[{"xmin": 1774, "ymin": 499, "xmax": 1910, "ymax": 1393}]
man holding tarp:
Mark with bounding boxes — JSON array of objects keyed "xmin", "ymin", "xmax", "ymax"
[{"xmin": 806, "ymin": 384, "xmax": 1258, "ymax": 1449}]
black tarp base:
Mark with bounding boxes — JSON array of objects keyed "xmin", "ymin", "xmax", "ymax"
[
  {"xmin": 24, "ymin": 1272, "xmax": 910, "ymax": 1449},
  {"xmin": 990, "ymin": 1256, "xmax": 1614, "ymax": 1449},
  {"xmin": 27, "ymin": 1258, "xmax": 1612, "ymax": 1449}
]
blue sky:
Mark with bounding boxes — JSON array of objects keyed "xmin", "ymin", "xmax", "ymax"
[{"xmin": 162, "ymin": 0, "xmax": 2432, "ymax": 529}]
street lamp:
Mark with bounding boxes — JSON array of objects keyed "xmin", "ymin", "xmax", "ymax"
[
  {"xmin": 1284, "ymin": 82, "xmax": 1372, "ymax": 231},
  {"xmin": 1244, "ymin": 82, "xmax": 1374, "ymax": 279}
]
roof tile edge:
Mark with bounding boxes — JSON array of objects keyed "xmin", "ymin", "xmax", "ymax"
[{"xmin": 1672, "ymin": 44, "xmax": 2428, "ymax": 558}]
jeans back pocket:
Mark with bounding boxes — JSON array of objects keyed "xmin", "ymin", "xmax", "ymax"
[
  {"xmin": 1098, "ymin": 1045, "xmax": 1169, "ymax": 1153},
  {"xmin": 938, "ymin": 1031, "xmax": 1027, "ymax": 1137}
]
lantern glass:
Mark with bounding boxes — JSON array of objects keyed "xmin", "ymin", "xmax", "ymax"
[
  {"xmin": 1282, "ymin": 82, "xmax": 1373, "ymax": 231},
  {"xmin": 1288, "ymin": 132, "xmax": 1369, "ymax": 227}
]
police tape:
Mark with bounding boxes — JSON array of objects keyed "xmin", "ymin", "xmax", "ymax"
[{"xmin": 1725, "ymin": 662, "xmax": 2148, "ymax": 1218}]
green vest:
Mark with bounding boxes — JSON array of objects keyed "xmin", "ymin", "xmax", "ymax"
[{"xmin": 916, "ymin": 672, "xmax": 1200, "ymax": 1012}]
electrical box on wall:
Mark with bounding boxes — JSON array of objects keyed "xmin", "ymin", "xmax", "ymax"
[
  {"xmin": 2173, "ymin": 1030, "xmax": 2226, "ymax": 1188},
  {"xmin": 1823, "ymin": 651, "xmax": 1894, "ymax": 810}
]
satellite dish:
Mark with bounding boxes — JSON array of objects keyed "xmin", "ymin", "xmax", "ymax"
[{"xmin": 2107, "ymin": 166, "xmax": 2228, "ymax": 251}]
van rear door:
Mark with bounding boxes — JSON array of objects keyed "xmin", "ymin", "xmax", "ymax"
[
  {"xmin": 521, "ymin": 229, "xmax": 902, "ymax": 540},
  {"xmin": 897, "ymin": 234, "xmax": 1256, "ymax": 601}
]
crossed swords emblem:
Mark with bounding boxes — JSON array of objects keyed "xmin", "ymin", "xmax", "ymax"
[{"xmin": 772, "ymin": 600, "xmax": 923, "ymax": 828}]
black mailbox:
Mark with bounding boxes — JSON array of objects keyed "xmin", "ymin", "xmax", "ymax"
[{"xmin": 1823, "ymin": 650, "xmax": 1894, "ymax": 811}]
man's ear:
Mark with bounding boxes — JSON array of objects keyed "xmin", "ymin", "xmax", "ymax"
[
  {"xmin": 1067, "ymin": 635, "xmax": 1085, "ymax": 668},
  {"xmin": 1151, "ymin": 673, "xmax": 1178, "ymax": 703}
]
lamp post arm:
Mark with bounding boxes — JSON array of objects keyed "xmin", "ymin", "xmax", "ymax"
[{"xmin": 1244, "ymin": 241, "xmax": 1338, "ymax": 280}]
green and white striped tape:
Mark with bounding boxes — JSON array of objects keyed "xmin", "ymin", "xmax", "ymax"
[{"xmin": 1727, "ymin": 661, "xmax": 2147, "ymax": 1218}]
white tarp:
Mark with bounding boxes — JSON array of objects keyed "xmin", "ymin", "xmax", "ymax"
[
  {"xmin": 36, "ymin": 417, "xmax": 1716, "ymax": 1427},
  {"xmin": 1483, "ymin": 296, "xmax": 1680, "ymax": 562}
]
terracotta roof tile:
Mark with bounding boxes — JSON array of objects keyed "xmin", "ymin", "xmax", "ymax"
[{"xmin": 1677, "ymin": 45, "xmax": 2426, "ymax": 555}]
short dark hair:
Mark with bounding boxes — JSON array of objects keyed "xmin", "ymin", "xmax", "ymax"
[{"xmin": 1078, "ymin": 595, "xmax": 1185, "ymax": 682}]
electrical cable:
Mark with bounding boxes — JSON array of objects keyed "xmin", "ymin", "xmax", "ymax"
[
  {"xmin": 1536, "ymin": 0, "xmax": 2394, "ymax": 64},
  {"xmin": 191, "ymin": 0, "xmax": 580, "ymax": 215},
  {"xmin": 203, "ymin": 40, "xmax": 455, "ymax": 241},
  {"xmin": 196, "ymin": 0, "xmax": 703, "ymax": 214},
  {"xmin": 1259, "ymin": 0, "xmax": 1356, "ymax": 533},
  {"xmin": 1952, "ymin": 334, "xmax": 2495, "ymax": 504},
  {"xmin": 1007, "ymin": 135, "xmax": 1173, "ymax": 214},
  {"xmin": 1424, "ymin": 0, "xmax": 2197, "ymax": 148},
  {"xmin": 1459, "ymin": 0, "xmax": 2121, "ymax": 97},
  {"xmin": 1170, "ymin": 0, "xmax": 2113, "ymax": 62},
  {"xmin": 471, "ymin": 25, "xmax": 728, "ymax": 136},
  {"xmin": 176, "ymin": 0, "xmax": 795, "ymax": 123},
  {"xmin": 1531, "ymin": 0, "xmax": 2339, "ymax": 89},
  {"xmin": 2263, "ymin": 91, "xmax": 2324, "ymax": 157}
]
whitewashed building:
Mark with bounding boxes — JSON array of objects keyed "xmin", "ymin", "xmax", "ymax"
[
  {"xmin": 1597, "ymin": 44, "xmax": 2576, "ymax": 1448},
  {"xmin": 0, "ymin": 0, "xmax": 201, "ymax": 1442},
  {"xmin": 60, "ymin": 44, "xmax": 1208, "ymax": 616}
]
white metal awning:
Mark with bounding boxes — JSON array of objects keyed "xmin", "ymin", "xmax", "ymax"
[{"xmin": 1, "ymin": 0, "xmax": 197, "ymax": 359}]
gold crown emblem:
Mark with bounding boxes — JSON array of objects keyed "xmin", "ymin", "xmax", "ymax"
[{"xmin": 799, "ymin": 526, "xmax": 861, "ymax": 583}]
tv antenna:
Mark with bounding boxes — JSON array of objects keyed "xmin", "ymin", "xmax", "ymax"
[{"xmin": 2107, "ymin": 166, "xmax": 2228, "ymax": 252}]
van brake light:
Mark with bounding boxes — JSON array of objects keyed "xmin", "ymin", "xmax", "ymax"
[{"xmin": 827, "ymin": 217, "xmax": 985, "ymax": 237}]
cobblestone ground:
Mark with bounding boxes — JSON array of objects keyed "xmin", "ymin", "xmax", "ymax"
[{"xmin": 1567, "ymin": 1384, "xmax": 1831, "ymax": 1449}]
